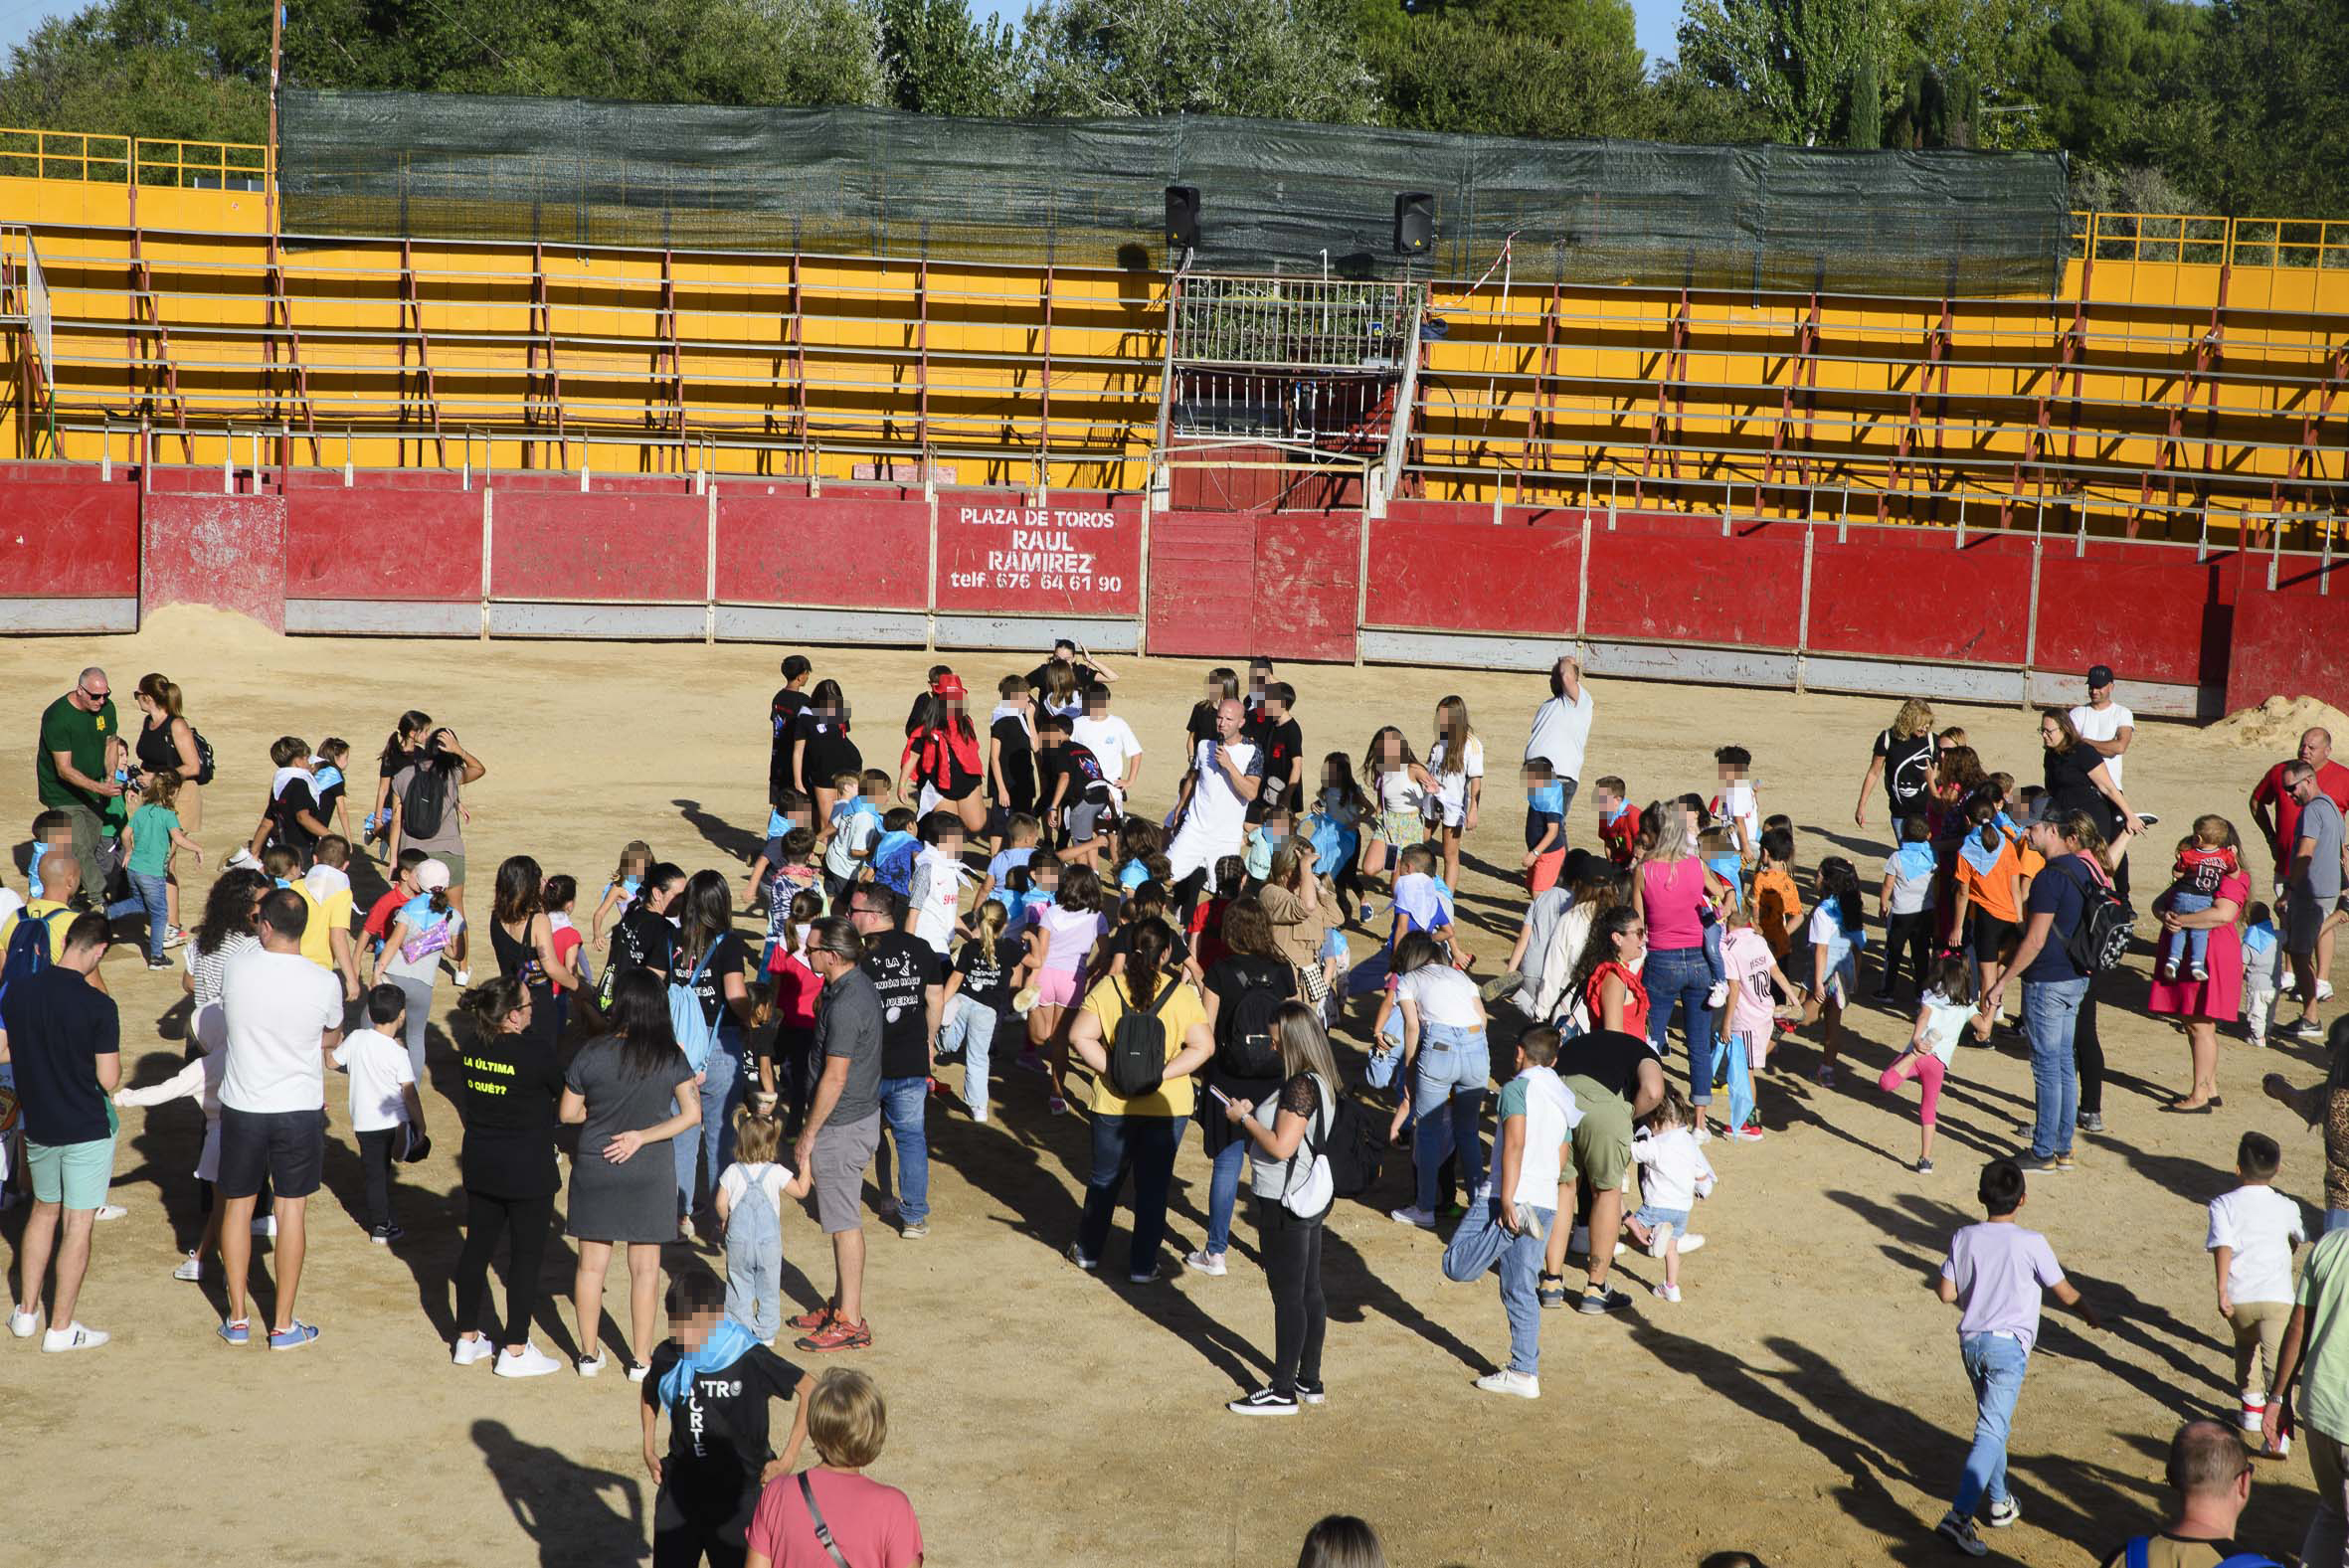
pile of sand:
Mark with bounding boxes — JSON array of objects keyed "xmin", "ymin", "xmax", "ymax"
[{"xmin": 2207, "ymin": 693, "xmax": 2349, "ymax": 751}]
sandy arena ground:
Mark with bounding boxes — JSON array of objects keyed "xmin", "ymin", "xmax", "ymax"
[{"xmin": 1, "ymin": 608, "xmax": 2341, "ymax": 1568}]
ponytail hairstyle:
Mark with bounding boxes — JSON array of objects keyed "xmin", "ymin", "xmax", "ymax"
[
  {"xmin": 493, "ymin": 854, "xmax": 545, "ymax": 927},
  {"xmin": 135, "ymin": 672, "xmax": 183, "ymax": 719},
  {"xmin": 1926, "ymin": 951, "xmax": 1978, "ymax": 1008},
  {"xmin": 1967, "ymin": 794, "xmax": 2005, "ymax": 852},
  {"xmin": 733, "ymin": 1101, "xmax": 784, "ymax": 1165},
  {"xmin": 786, "ymin": 887, "xmax": 826, "ymax": 956},
  {"xmin": 1815, "ymin": 855, "xmax": 1865, "ymax": 933},
  {"xmin": 970, "ymin": 898, "xmax": 1009, "ymax": 945},
  {"xmin": 1123, "ymin": 919, "xmax": 1171, "ymax": 1008},
  {"xmin": 1391, "ymin": 931, "xmax": 1443, "ymax": 976},
  {"xmin": 140, "ymin": 772, "xmax": 183, "ymax": 809},
  {"xmin": 606, "ymin": 968, "xmax": 680, "ymax": 1079},
  {"xmin": 542, "ymin": 873, "xmax": 577, "ymax": 913},
  {"xmin": 458, "ymin": 974, "xmax": 530, "ymax": 1037},
  {"xmin": 382, "ymin": 709, "xmax": 433, "ymax": 772}
]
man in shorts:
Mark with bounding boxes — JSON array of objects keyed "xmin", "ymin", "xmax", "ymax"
[
  {"xmin": 2, "ymin": 913, "xmax": 120, "ymax": 1351},
  {"xmin": 1168, "ymin": 698, "xmax": 1262, "ymax": 917},
  {"xmin": 2283, "ymin": 760, "xmax": 2347, "ymax": 1044},
  {"xmin": 793, "ymin": 916, "xmax": 885, "ymax": 1353},
  {"xmin": 1542, "ymin": 1026, "xmax": 1664, "ymax": 1316},
  {"xmin": 216, "ymin": 888, "xmax": 345, "ymax": 1350}
]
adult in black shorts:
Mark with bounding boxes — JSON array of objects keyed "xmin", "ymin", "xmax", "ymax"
[
  {"xmin": 641, "ymin": 1269, "xmax": 806, "ymax": 1568},
  {"xmin": 215, "ymin": 888, "xmax": 345, "ymax": 1350},
  {"xmin": 899, "ymin": 674, "xmax": 990, "ymax": 837}
]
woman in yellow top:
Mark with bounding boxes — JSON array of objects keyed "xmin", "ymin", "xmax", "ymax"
[{"xmin": 1066, "ymin": 921, "xmax": 1214, "ymax": 1283}]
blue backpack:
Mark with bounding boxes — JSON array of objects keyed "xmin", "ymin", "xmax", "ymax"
[
  {"xmin": 667, "ymin": 940, "xmax": 721, "ymax": 1071},
  {"xmin": 0, "ymin": 908, "xmax": 71, "ymax": 1009}
]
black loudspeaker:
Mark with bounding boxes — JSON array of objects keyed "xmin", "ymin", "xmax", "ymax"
[
  {"xmin": 1166, "ymin": 186, "xmax": 1200, "ymax": 251},
  {"xmin": 1393, "ymin": 192, "xmax": 1435, "ymax": 256}
]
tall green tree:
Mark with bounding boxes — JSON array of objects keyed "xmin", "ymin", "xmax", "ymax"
[
  {"xmin": 1675, "ymin": 0, "xmax": 1890, "ymax": 145},
  {"xmin": 875, "ymin": 0, "xmax": 1025, "ymax": 115},
  {"xmin": 1025, "ymin": 0, "xmax": 1379, "ymax": 121},
  {"xmin": 1845, "ymin": 50, "xmax": 1881, "ymax": 143},
  {"xmin": 1370, "ymin": 0, "xmax": 1647, "ymax": 139}
]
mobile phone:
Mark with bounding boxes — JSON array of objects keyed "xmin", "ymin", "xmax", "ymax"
[{"xmin": 1207, "ymin": 1086, "xmax": 1234, "ymax": 1107}]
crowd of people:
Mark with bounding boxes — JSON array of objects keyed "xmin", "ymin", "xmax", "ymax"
[{"xmin": 2, "ymin": 638, "xmax": 2347, "ymax": 1565}]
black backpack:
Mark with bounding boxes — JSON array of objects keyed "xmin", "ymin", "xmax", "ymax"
[
  {"xmin": 1106, "ymin": 978, "xmax": 1176, "ymax": 1098},
  {"xmin": 1325, "ymin": 1091, "xmax": 1383, "ymax": 1198},
  {"xmin": 189, "ymin": 727, "xmax": 217, "ymax": 786},
  {"xmin": 2056, "ymin": 856, "xmax": 2135, "ymax": 974},
  {"xmin": 401, "ymin": 757, "xmax": 453, "ymax": 841},
  {"xmin": 1214, "ymin": 959, "xmax": 1292, "ymax": 1080}
]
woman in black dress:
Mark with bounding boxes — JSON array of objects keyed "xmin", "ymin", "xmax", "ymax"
[
  {"xmin": 563, "ymin": 968, "xmax": 701, "ymax": 1379},
  {"xmin": 791, "ymin": 679, "xmax": 861, "ymax": 828},
  {"xmin": 452, "ymin": 975, "xmax": 567, "ymax": 1377}
]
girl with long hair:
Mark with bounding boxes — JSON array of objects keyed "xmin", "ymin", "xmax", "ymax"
[
  {"xmin": 671, "ymin": 869, "xmax": 758, "ymax": 1230},
  {"xmin": 1422, "ymin": 695, "xmax": 1483, "ymax": 891}
]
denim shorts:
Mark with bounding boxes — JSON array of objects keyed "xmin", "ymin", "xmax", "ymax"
[{"xmin": 1633, "ymin": 1203, "xmax": 1691, "ymax": 1232}]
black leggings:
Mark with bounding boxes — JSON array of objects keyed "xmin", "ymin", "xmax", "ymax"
[
  {"xmin": 454, "ymin": 1189, "xmax": 554, "ymax": 1345},
  {"xmin": 1255, "ymin": 1195, "xmax": 1327, "ymax": 1398},
  {"xmin": 1881, "ymin": 910, "xmax": 1934, "ymax": 998},
  {"xmin": 2075, "ymin": 991, "xmax": 2103, "ymax": 1117}
]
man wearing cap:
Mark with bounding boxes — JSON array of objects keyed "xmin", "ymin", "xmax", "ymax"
[
  {"xmin": 2071, "ymin": 666, "xmax": 2137, "ymax": 898},
  {"xmin": 35, "ymin": 667, "xmax": 122, "ymax": 903}
]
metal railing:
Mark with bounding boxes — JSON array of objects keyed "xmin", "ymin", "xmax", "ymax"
[
  {"xmin": 0, "ymin": 128, "xmax": 271, "ymax": 189},
  {"xmin": 2070, "ymin": 210, "xmax": 2349, "ymax": 271}
]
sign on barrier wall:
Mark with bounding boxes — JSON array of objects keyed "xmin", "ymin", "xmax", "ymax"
[{"xmin": 934, "ymin": 493, "xmax": 1143, "ymax": 617}]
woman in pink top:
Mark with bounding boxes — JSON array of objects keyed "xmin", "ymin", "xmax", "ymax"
[
  {"xmin": 748, "ymin": 1368, "xmax": 923, "ymax": 1568},
  {"xmin": 2149, "ymin": 838, "xmax": 2250, "ymax": 1114},
  {"xmin": 1638, "ymin": 803, "xmax": 1726, "ymax": 1130}
]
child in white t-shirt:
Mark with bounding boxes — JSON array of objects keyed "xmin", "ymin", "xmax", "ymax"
[
  {"xmin": 1627, "ymin": 1089, "xmax": 1717, "ymax": 1303},
  {"xmin": 2208, "ymin": 1130, "xmax": 2304, "ymax": 1453},
  {"xmin": 716, "ymin": 1102, "xmax": 811, "ymax": 1344},
  {"xmin": 906, "ymin": 814, "xmax": 972, "ymax": 958},
  {"xmin": 1878, "ymin": 956, "xmax": 1977, "ymax": 1175},
  {"xmin": 332, "ymin": 985, "xmax": 429, "ymax": 1242}
]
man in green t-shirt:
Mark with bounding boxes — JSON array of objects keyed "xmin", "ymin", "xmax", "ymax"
[
  {"xmin": 35, "ymin": 667, "xmax": 121, "ymax": 902},
  {"xmin": 2268, "ymin": 1225, "xmax": 2349, "ymax": 1561}
]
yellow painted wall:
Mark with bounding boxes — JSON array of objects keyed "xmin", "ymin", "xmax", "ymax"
[{"xmin": 5, "ymin": 170, "xmax": 2343, "ymax": 540}]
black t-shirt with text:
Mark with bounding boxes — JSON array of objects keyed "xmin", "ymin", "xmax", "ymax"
[
  {"xmin": 861, "ymin": 929, "xmax": 944, "ymax": 1079},
  {"xmin": 954, "ymin": 935, "xmax": 1021, "ymax": 1013},
  {"xmin": 643, "ymin": 1341, "xmax": 805, "ymax": 1522},
  {"xmin": 676, "ymin": 931, "xmax": 748, "ymax": 1029},
  {"xmin": 1037, "ymin": 740, "xmax": 1112, "ymax": 809},
  {"xmin": 1873, "ymin": 729, "xmax": 1938, "ymax": 818},
  {"xmin": 610, "ymin": 903, "xmax": 677, "ymax": 987}
]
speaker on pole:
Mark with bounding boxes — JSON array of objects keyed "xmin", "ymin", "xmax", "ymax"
[
  {"xmin": 1393, "ymin": 192, "xmax": 1435, "ymax": 256},
  {"xmin": 1165, "ymin": 186, "xmax": 1201, "ymax": 251}
]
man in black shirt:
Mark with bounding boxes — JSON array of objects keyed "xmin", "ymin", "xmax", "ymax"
[
  {"xmin": 770, "ymin": 655, "xmax": 813, "ymax": 804},
  {"xmin": 1245, "ymin": 681, "xmax": 1305, "ymax": 814},
  {"xmin": 849, "ymin": 887, "xmax": 943, "ymax": 1241},
  {"xmin": 1, "ymin": 912, "xmax": 121, "ymax": 1351},
  {"xmin": 642, "ymin": 1270, "xmax": 806, "ymax": 1565},
  {"xmin": 1545, "ymin": 1027, "xmax": 1664, "ymax": 1317}
]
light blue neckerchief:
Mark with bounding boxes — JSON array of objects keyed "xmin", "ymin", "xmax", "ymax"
[
  {"xmin": 1957, "ymin": 832, "xmax": 2004, "ymax": 878},
  {"xmin": 658, "ymin": 1316, "xmax": 757, "ymax": 1408}
]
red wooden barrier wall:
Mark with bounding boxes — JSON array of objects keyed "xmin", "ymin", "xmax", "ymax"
[
  {"xmin": 1581, "ymin": 516, "xmax": 1805, "ymax": 648},
  {"xmin": 1364, "ymin": 514, "xmax": 1580, "ymax": 635},
  {"xmin": 1147, "ymin": 509, "xmax": 1358, "ymax": 662},
  {"xmin": 716, "ymin": 491, "xmax": 930, "ymax": 610},
  {"xmin": 143, "ymin": 492, "xmax": 286, "ymax": 630},
  {"xmin": 489, "ymin": 492, "xmax": 706, "ymax": 603},
  {"xmin": 0, "ymin": 474, "xmax": 140, "ymax": 598},
  {"xmin": 284, "ymin": 489, "xmax": 483, "ymax": 602},
  {"xmin": 1807, "ymin": 531, "xmax": 2034, "ymax": 666}
]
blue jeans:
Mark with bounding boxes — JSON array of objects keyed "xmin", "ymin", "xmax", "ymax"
[
  {"xmin": 673, "ymin": 1039, "xmax": 744, "ymax": 1217},
  {"xmin": 876, "ymin": 1075, "xmax": 931, "ymax": 1225},
  {"xmin": 2160, "ymin": 889, "xmax": 2214, "ymax": 971},
  {"xmin": 1954, "ymin": 1332, "xmax": 2030, "ymax": 1516},
  {"xmin": 1077, "ymin": 1114, "xmax": 1185, "ymax": 1274},
  {"xmin": 1204, "ymin": 1136, "xmax": 1248, "ymax": 1258},
  {"xmin": 1646, "ymin": 945, "xmax": 1720, "ymax": 1108},
  {"xmin": 940, "ymin": 994, "xmax": 1001, "ymax": 1119},
  {"xmin": 127, "ymin": 871, "xmax": 170, "ymax": 960},
  {"xmin": 1409, "ymin": 1021, "xmax": 1490, "ymax": 1213},
  {"xmin": 1443, "ymin": 1187, "xmax": 1554, "ymax": 1376},
  {"xmin": 2023, "ymin": 975, "xmax": 2089, "ymax": 1159}
]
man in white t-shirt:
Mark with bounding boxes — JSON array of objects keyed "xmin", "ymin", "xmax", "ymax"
[
  {"xmin": 1168, "ymin": 698, "xmax": 1261, "ymax": 910},
  {"xmin": 1443, "ymin": 1025, "xmax": 1580, "ymax": 1400},
  {"xmin": 217, "ymin": 888, "xmax": 345, "ymax": 1350},
  {"xmin": 1070, "ymin": 687, "xmax": 1143, "ymax": 809},
  {"xmin": 2070, "ymin": 663, "xmax": 2136, "ymax": 896},
  {"xmin": 1524, "ymin": 655, "xmax": 1595, "ymax": 824}
]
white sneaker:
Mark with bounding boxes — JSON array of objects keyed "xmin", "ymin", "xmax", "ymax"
[
  {"xmin": 1652, "ymin": 1283, "xmax": 1683, "ymax": 1304},
  {"xmin": 1678, "ymin": 1233, "xmax": 1707, "ymax": 1254},
  {"xmin": 172, "ymin": 1251, "xmax": 203, "ymax": 1283},
  {"xmin": 626, "ymin": 1362, "xmax": 651, "ymax": 1384},
  {"xmin": 452, "ymin": 1335, "xmax": 494, "ymax": 1367},
  {"xmin": 1390, "ymin": 1205, "xmax": 1437, "ymax": 1230},
  {"xmin": 8, "ymin": 1307, "xmax": 40, "ymax": 1338},
  {"xmin": 494, "ymin": 1343, "xmax": 563, "ymax": 1379},
  {"xmin": 1475, "ymin": 1368, "xmax": 1540, "ymax": 1399},
  {"xmin": 2321, "ymin": 979, "xmax": 2338, "ymax": 1003},
  {"xmin": 1705, "ymin": 981, "xmax": 1729, "ymax": 1009},
  {"xmin": 1647, "ymin": 1221, "xmax": 1675, "ymax": 1259},
  {"xmin": 42, "ymin": 1321, "xmax": 108, "ymax": 1352},
  {"xmin": 224, "ymin": 848, "xmax": 258, "ymax": 870},
  {"xmin": 93, "ymin": 1204, "xmax": 126, "ymax": 1222},
  {"xmin": 1183, "ymin": 1250, "xmax": 1228, "ymax": 1278},
  {"xmin": 252, "ymin": 1215, "xmax": 277, "ymax": 1239},
  {"xmin": 577, "ymin": 1354, "xmax": 606, "ymax": 1378},
  {"xmin": 971, "ymin": 1106, "xmax": 991, "ymax": 1126}
]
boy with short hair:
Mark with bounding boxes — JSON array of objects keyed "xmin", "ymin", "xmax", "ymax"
[
  {"xmin": 1523, "ymin": 759, "xmax": 1567, "ymax": 895},
  {"xmin": 1035, "ymin": 713, "xmax": 1115, "ymax": 868},
  {"xmin": 1444, "ymin": 1024, "xmax": 1581, "ymax": 1401},
  {"xmin": 26, "ymin": 810, "xmax": 73, "ymax": 900},
  {"xmin": 1389, "ymin": 842, "xmax": 1468, "ymax": 966},
  {"xmin": 821, "ymin": 773, "xmax": 887, "ymax": 902},
  {"xmin": 905, "ymin": 812, "xmax": 971, "ymax": 958},
  {"xmin": 1593, "ymin": 778, "xmax": 1640, "ymax": 868},
  {"xmin": 1714, "ymin": 746, "xmax": 1760, "ymax": 866},
  {"xmin": 1243, "ymin": 805, "xmax": 1292, "ymax": 887},
  {"xmin": 1752, "ymin": 826, "xmax": 1805, "ymax": 960},
  {"xmin": 2208, "ymin": 1130, "xmax": 2303, "ymax": 1453},
  {"xmin": 2242, "ymin": 902, "xmax": 2284, "ymax": 1046},
  {"xmin": 332, "ymin": 984, "xmax": 428, "ymax": 1243},
  {"xmin": 980, "ymin": 814, "xmax": 1041, "ymax": 913},
  {"xmin": 246, "ymin": 736, "xmax": 328, "ymax": 868},
  {"xmin": 1933, "ymin": 1156, "xmax": 2102, "ymax": 1556},
  {"xmin": 865, "ymin": 808, "xmax": 921, "ymax": 904}
]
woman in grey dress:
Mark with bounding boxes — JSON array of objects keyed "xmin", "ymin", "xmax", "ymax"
[{"xmin": 560, "ymin": 969, "xmax": 700, "ymax": 1380}]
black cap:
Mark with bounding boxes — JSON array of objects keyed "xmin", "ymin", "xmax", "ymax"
[{"xmin": 2086, "ymin": 664, "xmax": 2115, "ymax": 688}]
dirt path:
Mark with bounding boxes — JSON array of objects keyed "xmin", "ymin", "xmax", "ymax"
[{"xmin": 0, "ymin": 609, "xmax": 2332, "ymax": 1567}]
